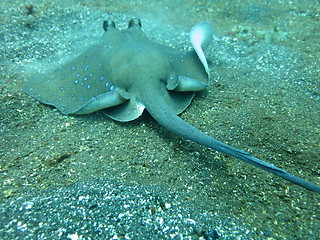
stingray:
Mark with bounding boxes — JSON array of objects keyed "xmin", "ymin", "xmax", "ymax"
[{"xmin": 23, "ymin": 18, "xmax": 320, "ymax": 194}]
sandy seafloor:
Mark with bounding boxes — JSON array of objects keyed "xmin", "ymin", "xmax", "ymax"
[{"xmin": 0, "ymin": 0, "xmax": 319, "ymax": 239}]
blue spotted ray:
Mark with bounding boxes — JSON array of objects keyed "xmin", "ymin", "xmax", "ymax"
[{"xmin": 23, "ymin": 18, "xmax": 320, "ymax": 193}]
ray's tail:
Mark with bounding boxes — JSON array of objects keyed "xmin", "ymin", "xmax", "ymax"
[{"xmin": 143, "ymin": 92, "xmax": 320, "ymax": 194}]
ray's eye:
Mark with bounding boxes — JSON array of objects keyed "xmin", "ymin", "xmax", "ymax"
[
  {"xmin": 103, "ymin": 20, "xmax": 116, "ymax": 32},
  {"xmin": 128, "ymin": 18, "xmax": 141, "ymax": 29}
]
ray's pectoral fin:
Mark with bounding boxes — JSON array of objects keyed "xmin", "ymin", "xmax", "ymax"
[
  {"xmin": 22, "ymin": 44, "xmax": 129, "ymax": 115},
  {"xmin": 162, "ymin": 22, "xmax": 212, "ymax": 114},
  {"xmin": 162, "ymin": 50, "xmax": 209, "ymax": 114},
  {"xmin": 166, "ymin": 22, "xmax": 213, "ymax": 92},
  {"xmin": 166, "ymin": 51, "xmax": 209, "ymax": 92}
]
